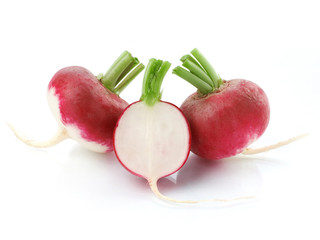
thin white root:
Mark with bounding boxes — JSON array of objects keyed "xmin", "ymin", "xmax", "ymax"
[
  {"xmin": 242, "ymin": 133, "xmax": 309, "ymax": 155},
  {"xmin": 7, "ymin": 122, "xmax": 68, "ymax": 148},
  {"xmin": 148, "ymin": 179, "xmax": 255, "ymax": 204}
]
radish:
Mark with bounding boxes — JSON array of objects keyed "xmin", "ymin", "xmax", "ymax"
[
  {"xmin": 173, "ymin": 48, "xmax": 306, "ymax": 160},
  {"xmin": 113, "ymin": 58, "xmax": 253, "ymax": 203},
  {"xmin": 9, "ymin": 51, "xmax": 144, "ymax": 152}
]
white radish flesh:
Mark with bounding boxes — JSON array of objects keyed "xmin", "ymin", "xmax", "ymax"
[{"xmin": 114, "ymin": 100, "xmax": 190, "ymax": 181}]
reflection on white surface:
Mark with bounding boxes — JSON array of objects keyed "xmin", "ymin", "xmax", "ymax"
[
  {"xmin": 158, "ymin": 154, "xmax": 263, "ymax": 202},
  {"xmin": 1, "ymin": 119, "xmax": 319, "ymax": 239},
  {"xmin": 53, "ymin": 144, "xmax": 265, "ymax": 206}
]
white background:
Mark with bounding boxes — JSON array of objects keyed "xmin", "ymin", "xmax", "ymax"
[{"xmin": 1, "ymin": 0, "xmax": 319, "ymax": 239}]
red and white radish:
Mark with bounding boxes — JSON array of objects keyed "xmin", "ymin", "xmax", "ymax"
[
  {"xmin": 173, "ymin": 48, "xmax": 306, "ymax": 160},
  {"xmin": 113, "ymin": 58, "xmax": 191, "ymax": 202},
  {"xmin": 113, "ymin": 59, "xmax": 253, "ymax": 203},
  {"xmin": 9, "ymin": 51, "xmax": 144, "ymax": 152}
]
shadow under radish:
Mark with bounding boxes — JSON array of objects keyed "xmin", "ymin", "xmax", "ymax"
[
  {"xmin": 156, "ymin": 153, "xmax": 265, "ymax": 201},
  {"xmin": 58, "ymin": 145, "xmax": 155, "ymax": 205}
]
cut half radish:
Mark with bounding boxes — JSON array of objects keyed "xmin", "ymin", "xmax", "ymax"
[
  {"xmin": 114, "ymin": 100, "xmax": 191, "ymax": 182},
  {"xmin": 113, "ymin": 58, "xmax": 254, "ymax": 204}
]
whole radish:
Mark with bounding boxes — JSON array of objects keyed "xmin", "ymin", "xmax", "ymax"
[
  {"xmin": 173, "ymin": 48, "xmax": 270, "ymax": 160},
  {"xmin": 173, "ymin": 49, "xmax": 308, "ymax": 160},
  {"xmin": 113, "ymin": 58, "xmax": 253, "ymax": 203},
  {"xmin": 10, "ymin": 51, "xmax": 144, "ymax": 152}
]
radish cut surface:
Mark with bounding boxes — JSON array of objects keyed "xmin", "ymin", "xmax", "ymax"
[{"xmin": 114, "ymin": 101, "xmax": 190, "ymax": 180}]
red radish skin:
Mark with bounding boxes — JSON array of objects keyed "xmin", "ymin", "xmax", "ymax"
[
  {"xmin": 47, "ymin": 66, "xmax": 128, "ymax": 152},
  {"xmin": 173, "ymin": 48, "xmax": 307, "ymax": 160},
  {"xmin": 9, "ymin": 51, "xmax": 144, "ymax": 152},
  {"xmin": 181, "ymin": 79, "xmax": 270, "ymax": 160}
]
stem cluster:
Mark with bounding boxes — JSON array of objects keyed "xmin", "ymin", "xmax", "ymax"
[
  {"xmin": 98, "ymin": 51, "xmax": 145, "ymax": 94},
  {"xmin": 140, "ymin": 59, "xmax": 171, "ymax": 106},
  {"xmin": 172, "ymin": 48, "xmax": 223, "ymax": 95}
]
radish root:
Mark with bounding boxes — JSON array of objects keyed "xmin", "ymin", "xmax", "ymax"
[
  {"xmin": 148, "ymin": 179, "xmax": 255, "ymax": 204},
  {"xmin": 242, "ymin": 133, "xmax": 308, "ymax": 155},
  {"xmin": 7, "ymin": 122, "xmax": 68, "ymax": 148}
]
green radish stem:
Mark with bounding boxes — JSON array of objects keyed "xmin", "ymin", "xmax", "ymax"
[
  {"xmin": 173, "ymin": 48, "xmax": 223, "ymax": 95},
  {"xmin": 115, "ymin": 58, "xmax": 139, "ymax": 86},
  {"xmin": 172, "ymin": 67, "xmax": 212, "ymax": 95},
  {"xmin": 190, "ymin": 48, "xmax": 222, "ymax": 88},
  {"xmin": 114, "ymin": 63, "xmax": 145, "ymax": 95},
  {"xmin": 140, "ymin": 58, "xmax": 171, "ymax": 106},
  {"xmin": 99, "ymin": 51, "xmax": 145, "ymax": 94},
  {"xmin": 182, "ymin": 59, "xmax": 214, "ymax": 88}
]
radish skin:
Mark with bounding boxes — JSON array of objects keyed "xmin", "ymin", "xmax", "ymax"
[
  {"xmin": 10, "ymin": 51, "xmax": 144, "ymax": 152},
  {"xmin": 173, "ymin": 48, "xmax": 307, "ymax": 160},
  {"xmin": 47, "ymin": 66, "xmax": 128, "ymax": 152},
  {"xmin": 180, "ymin": 78, "xmax": 270, "ymax": 160}
]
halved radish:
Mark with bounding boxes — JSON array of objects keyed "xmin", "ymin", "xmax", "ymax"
[
  {"xmin": 113, "ymin": 58, "xmax": 191, "ymax": 201},
  {"xmin": 113, "ymin": 58, "xmax": 253, "ymax": 203}
]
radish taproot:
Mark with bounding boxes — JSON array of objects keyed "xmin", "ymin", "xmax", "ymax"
[
  {"xmin": 9, "ymin": 51, "xmax": 144, "ymax": 152},
  {"xmin": 113, "ymin": 58, "xmax": 253, "ymax": 203},
  {"xmin": 173, "ymin": 48, "xmax": 306, "ymax": 160}
]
